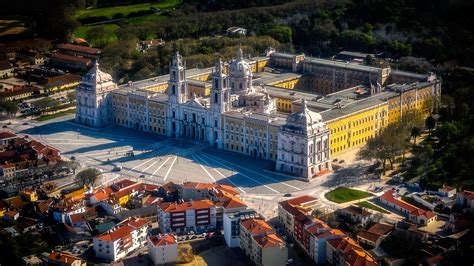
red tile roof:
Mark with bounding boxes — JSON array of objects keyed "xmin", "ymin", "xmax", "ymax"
[
  {"xmin": 380, "ymin": 190, "xmax": 417, "ymax": 213},
  {"xmin": 46, "ymin": 73, "xmax": 81, "ymax": 87},
  {"xmin": 286, "ymin": 195, "xmax": 317, "ymax": 206},
  {"xmin": 344, "ymin": 249, "xmax": 378, "ymax": 266},
  {"xmin": 381, "ymin": 191, "xmax": 437, "ymax": 220},
  {"xmin": 367, "ymin": 223, "xmax": 394, "ymax": 236},
  {"xmin": 315, "ymin": 228, "xmax": 345, "ymax": 240},
  {"xmin": 223, "ymin": 197, "xmax": 247, "ymax": 209},
  {"xmin": 148, "ymin": 234, "xmax": 176, "ymax": 246},
  {"xmin": 327, "ymin": 236, "xmax": 361, "ymax": 253},
  {"xmin": 112, "ymin": 183, "xmax": 142, "ymax": 199},
  {"xmin": 48, "ymin": 251, "xmax": 83, "ymax": 265},
  {"xmin": 158, "ymin": 200, "xmax": 214, "ymax": 213},
  {"xmin": 4, "ymin": 211, "xmax": 19, "ymax": 217},
  {"xmin": 69, "ymin": 213, "xmax": 86, "ymax": 224},
  {"xmin": 357, "ymin": 230, "xmax": 380, "ymax": 243},
  {"xmin": 0, "ymin": 131, "xmax": 17, "ymax": 140},
  {"xmin": 241, "ymin": 218, "xmax": 273, "ymax": 235},
  {"xmin": 253, "ymin": 233, "xmax": 284, "ymax": 248},
  {"xmin": 95, "ymin": 218, "xmax": 149, "ymax": 242},
  {"xmin": 57, "ymin": 43, "xmax": 101, "ymax": 55},
  {"xmin": 457, "ymin": 191, "xmax": 474, "ymax": 200},
  {"xmin": 52, "ymin": 53, "xmax": 91, "ymax": 64},
  {"xmin": 92, "ymin": 187, "xmax": 113, "ymax": 201}
]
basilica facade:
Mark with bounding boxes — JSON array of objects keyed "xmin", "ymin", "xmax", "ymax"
[{"xmin": 75, "ymin": 47, "xmax": 332, "ymax": 180}]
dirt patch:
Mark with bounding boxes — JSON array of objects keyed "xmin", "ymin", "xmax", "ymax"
[
  {"xmin": 177, "ymin": 243, "xmax": 194, "ymax": 264},
  {"xmin": 0, "ymin": 27, "xmax": 27, "ymax": 36},
  {"xmin": 0, "ymin": 20, "xmax": 19, "ymax": 24}
]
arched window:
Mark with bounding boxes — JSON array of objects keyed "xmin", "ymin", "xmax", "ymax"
[{"xmin": 214, "ymin": 92, "xmax": 218, "ymax": 104}]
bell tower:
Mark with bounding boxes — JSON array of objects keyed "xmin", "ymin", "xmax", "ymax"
[
  {"xmin": 211, "ymin": 58, "xmax": 230, "ymax": 113},
  {"xmin": 168, "ymin": 51, "xmax": 187, "ymax": 104}
]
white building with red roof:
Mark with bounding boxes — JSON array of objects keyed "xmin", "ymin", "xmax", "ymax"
[
  {"xmin": 157, "ymin": 200, "xmax": 216, "ymax": 233},
  {"xmin": 93, "ymin": 217, "xmax": 150, "ymax": 262},
  {"xmin": 380, "ymin": 190, "xmax": 437, "ymax": 225},
  {"xmin": 147, "ymin": 234, "xmax": 178, "ymax": 265}
]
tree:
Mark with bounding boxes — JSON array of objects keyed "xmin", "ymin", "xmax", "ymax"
[
  {"xmin": 380, "ymin": 230, "xmax": 423, "ymax": 263},
  {"xmin": 267, "ymin": 26, "xmax": 293, "ymax": 43},
  {"xmin": 66, "ymin": 91, "xmax": 76, "ymax": 103},
  {"xmin": 357, "ymin": 124, "xmax": 410, "ymax": 173},
  {"xmin": 410, "ymin": 126, "xmax": 422, "ymax": 145},
  {"xmin": 0, "ymin": 100, "xmax": 19, "ymax": 120},
  {"xmin": 75, "ymin": 168, "xmax": 101, "ymax": 187},
  {"xmin": 425, "ymin": 116, "xmax": 436, "ymax": 136}
]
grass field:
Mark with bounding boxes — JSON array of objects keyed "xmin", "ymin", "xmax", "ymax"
[
  {"xmin": 74, "ymin": 24, "xmax": 120, "ymax": 39},
  {"xmin": 74, "ymin": 0, "xmax": 181, "ymax": 20},
  {"xmin": 35, "ymin": 109, "xmax": 75, "ymax": 121},
  {"xmin": 325, "ymin": 187, "xmax": 372, "ymax": 204},
  {"xmin": 356, "ymin": 201, "xmax": 390, "ymax": 213}
]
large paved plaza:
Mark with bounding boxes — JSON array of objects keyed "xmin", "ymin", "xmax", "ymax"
[{"xmin": 4, "ymin": 114, "xmax": 383, "ymax": 217}]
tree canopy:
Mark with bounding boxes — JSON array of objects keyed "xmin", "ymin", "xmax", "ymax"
[{"xmin": 75, "ymin": 168, "xmax": 101, "ymax": 187}]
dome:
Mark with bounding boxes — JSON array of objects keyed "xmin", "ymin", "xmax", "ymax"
[
  {"xmin": 286, "ymin": 99, "xmax": 322, "ymax": 127},
  {"xmin": 228, "ymin": 46, "xmax": 252, "ymax": 78},
  {"xmin": 82, "ymin": 61, "xmax": 113, "ymax": 84}
]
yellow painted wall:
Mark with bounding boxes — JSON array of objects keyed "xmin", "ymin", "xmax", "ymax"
[
  {"xmin": 145, "ymin": 83, "xmax": 168, "ymax": 93},
  {"xmin": 327, "ymin": 103, "xmax": 388, "ymax": 156},
  {"xmin": 188, "ymin": 84, "xmax": 211, "ymax": 97},
  {"xmin": 118, "ymin": 195, "xmax": 130, "ymax": 206},
  {"xmin": 191, "ymin": 72, "xmax": 211, "ymax": 81},
  {"xmin": 271, "ymin": 78, "xmax": 300, "ymax": 90},
  {"xmin": 50, "ymin": 81, "xmax": 80, "ymax": 92},
  {"xmin": 276, "ymin": 98, "xmax": 293, "ymax": 112}
]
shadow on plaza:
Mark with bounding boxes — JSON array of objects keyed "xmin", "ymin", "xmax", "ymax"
[
  {"xmin": 318, "ymin": 163, "xmax": 375, "ymax": 188},
  {"xmin": 20, "ymin": 119, "xmax": 164, "ymax": 155},
  {"xmin": 21, "ymin": 119, "xmax": 374, "ymax": 191}
]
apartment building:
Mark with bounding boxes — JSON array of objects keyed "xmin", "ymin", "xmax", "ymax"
[
  {"xmin": 278, "ymin": 195, "xmax": 376, "ymax": 265},
  {"xmin": 148, "ymin": 234, "xmax": 178, "ymax": 265},
  {"xmin": 157, "ymin": 200, "xmax": 216, "ymax": 233},
  {"xmin": 239, "ymin": 218, "xmax": 288, "ymax": 266},
  {"xmin": 93, "ymin": 217, "xmax": 150, "ymax": 262},
  {"xmin": 326, "ymin": 237, "xmax": 377, "ymax": 266},
  {"xmin": 224, "ymin": 209, "xmax": 259, "ymax": 247},
  {"xmin": 278, "ymin": 195, "xmax": 318, "ymax": 235}
]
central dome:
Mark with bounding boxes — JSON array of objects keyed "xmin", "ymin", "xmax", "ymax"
[
  {"xmin": 229, "ymin": 46, "xmax": 252, "ymax": 78},
  {"xmin": 286, "ymin": 99, "xmax": 323, "ymax": 130}
]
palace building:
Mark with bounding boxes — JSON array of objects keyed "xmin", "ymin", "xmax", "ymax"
[{"xmin": 75, "ymin": 47, "xmax": 441, "ymax": 181}]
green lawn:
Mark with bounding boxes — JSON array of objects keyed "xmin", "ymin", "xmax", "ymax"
[
  {"xmin": 74, "ymin": 0, "xmax": 181, "ymax": 20},
  {"xmin": 73, "ymin": 23, "xmax": 120, "ymax": 43},
  {"xmin": 325, "ymin": 187, "xmax": 372, "ymax": 204},
  {"xmin": 356, "ymin": 201, "xmax": 390, "ymax": 214},
  {"xmin": 35, "ymin": 109, "xmax": 75, "ymax": 121}
]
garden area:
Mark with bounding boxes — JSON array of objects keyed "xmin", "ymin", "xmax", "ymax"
[{"xmin": 325, "ymin": 187, "xmax": 372, "ymax": 204}]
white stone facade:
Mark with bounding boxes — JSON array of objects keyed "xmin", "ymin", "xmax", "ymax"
[
  {"xmin": 75, "ymin": 49, "xmax": 331, "ymax": 180},
  {"xmin": 276, "ymin": 99, "xmax": 331, "ymax": 179},
  {"xmin": 75, "ymin": 61, "xmax": 116, "ymax": 127}
]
